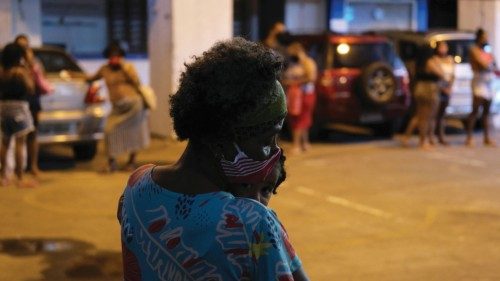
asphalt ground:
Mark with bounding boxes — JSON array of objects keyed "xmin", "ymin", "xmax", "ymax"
[{"xmin": 1, "ymin": 130, "xmax": 500, "ymax": 280}]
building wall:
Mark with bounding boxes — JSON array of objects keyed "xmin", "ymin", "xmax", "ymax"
[
  {"xmin": 0, "ymin": 0, "xmax": 42, "ymax": 47},
  {"xmin": 458, "ymin": 0, "xmax": 500, "ymax": 65},
  {"xmin": 329, "ymin": 0, "xmax": 427, "ymax": 32},
  {"xmin": 147, "ymin": 0, "xmax": 233, "ymax": 137},
  {"xmin": 285, "ymin": 0, "xmax": 327, "ymax": 34}
]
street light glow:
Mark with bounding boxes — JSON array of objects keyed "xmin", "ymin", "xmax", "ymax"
[{"xmin": 337, "ymin": 43, "xmax": 350, "ymax": 55}]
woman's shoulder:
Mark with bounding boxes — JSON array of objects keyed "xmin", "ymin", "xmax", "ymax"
[{"xmin": 127, "ymin": 164, "xmax": 156, "ymax": 188}]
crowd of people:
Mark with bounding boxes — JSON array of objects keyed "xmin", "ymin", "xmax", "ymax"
[
  {"xmin": 0, "ymin": 36, "xmax": 151, "ymax": 186},
  {"xmin": 401, "ymin": 28, "xmax": 498, "ymax": 149},
  {"xmin": 0, "ymin": 35, "xmax": 52, "ymax": 187}
]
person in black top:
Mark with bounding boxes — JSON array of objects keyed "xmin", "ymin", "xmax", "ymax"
[
  {"xmin": 15, "ymin": 34, "xmax": 52, "ymax": 176},
  {"xmin": 402, "ymin": 46, "xmax": 446, "ymax": 149},
  {"xmin": 0, "ymin": 43, "xmax": 36, "ymax": 187}
]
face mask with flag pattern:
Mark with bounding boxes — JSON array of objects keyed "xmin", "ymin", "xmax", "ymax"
[{"xmin": 220, "ymin": 144, "xmax": 282, "ymax": 184}]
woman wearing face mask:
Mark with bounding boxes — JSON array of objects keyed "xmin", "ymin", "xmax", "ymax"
[
  {"xmin": 434, "ymin": 41, "xmax": 455, "ymax": 145},
  {"xmin": 117, "ymin": 38, "xmax": 309, "ymax": 281},
  {"xmin": 466, "ymin": 28, "xmax": 499, "ymax": 147},
  {"xmin": 87, "ymin": 42, "xmax": 150, "ymax": 172}
]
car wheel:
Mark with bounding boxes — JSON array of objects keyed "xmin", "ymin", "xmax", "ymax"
[
  {"xmin": 360, "ymin": 62, "xmax": 397, "ymax": 106},
  {"xmin": 73, "ymin": 142, "xmax": 98, "ymax": 161}
]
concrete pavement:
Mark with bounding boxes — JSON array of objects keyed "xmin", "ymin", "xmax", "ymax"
[{"xmin": 1, "ymin": 134, "xmax": 500, "ymax": 280}]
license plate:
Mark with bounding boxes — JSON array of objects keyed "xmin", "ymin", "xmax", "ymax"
[{"xmin": 360, "ymin": 113, "xmax": 383, "ymax": 123}]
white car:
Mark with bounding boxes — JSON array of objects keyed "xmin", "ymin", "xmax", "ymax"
[{"xmin": 33, "ymin": 47, "xmax": 111, "ymax": 160}]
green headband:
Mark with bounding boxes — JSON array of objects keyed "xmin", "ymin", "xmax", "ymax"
[{"xmin": 238, "ymin": 80, "xmax": 287, "ymax": 127}]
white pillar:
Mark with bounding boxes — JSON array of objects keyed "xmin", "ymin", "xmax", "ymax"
[
  {"xmin": 0, "ymin": 0, "xmax": 42, "ymax": 47},
  {"xmin": 148, "ymin": 0, "xmax": 233, "ymax": 138},
  {"xmin": 458, "ymin": 0, "xmax": 500, "ymax": 62}
]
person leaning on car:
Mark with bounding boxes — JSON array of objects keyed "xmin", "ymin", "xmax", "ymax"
[{"xmin": 14, "ymin": 34, "xmax": 53, "ymax": 177}]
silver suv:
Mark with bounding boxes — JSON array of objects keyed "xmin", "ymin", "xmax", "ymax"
[
  {"xmin": 379, "ymin": 30, "xmax": 500, "ymax": 119},
  {"xmin": 33, "ymin": 47, "xmax": 110, "ymax": 160}
]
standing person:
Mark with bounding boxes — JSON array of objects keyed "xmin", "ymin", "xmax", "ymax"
[
  {"xmin": 284, "ymin": 42, "xmax": 317, "ymax": 154},
  {"xmin": 466, "ymin": 28, "xmax": 498, "ymax": 147},
  {"xmin": 262, "ymin": 21, "xmax": 289, "ymax": 55},
  {"xmin": 14, "ymin": 34, "xmax": 53, "ymax": 176},
  {"xmin": 0, "ymin": 43, "xmax": 36, "ymax": 187},
  {"xmin": 117, "ymin": 38, "xmax": 309, "ymax": 281},
  {"xmin": 87, "ymin": 42, "xmax": 150, "ymax": 172},
  {"xmin": 412, "ymin": 46, "xmax": 445, "ymax": 149},
  {"xmin": 401, "ymin": 42, "xmax": 453, "ymax": 147},
  {"xmin": 434, "ymin": 41, "xmax": 455, "ymax": 145}
]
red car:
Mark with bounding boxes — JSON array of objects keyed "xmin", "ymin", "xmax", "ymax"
[{"xmin": 293, "ymin": 34, "xmax": 411, "ymax": 136}]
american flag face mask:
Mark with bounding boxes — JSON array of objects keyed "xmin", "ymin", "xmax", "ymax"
[{"xmin": 220, "ymin": 144, "xmax": 282, "ymax": 184}]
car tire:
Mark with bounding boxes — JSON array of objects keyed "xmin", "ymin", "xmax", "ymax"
[
  {"xmin": 360, "ymin": 62, "xmax": 397, "ymax": 106},
  {"xmin": 73, "ymin": 142, "xmax": 98, "ymax": 161}
]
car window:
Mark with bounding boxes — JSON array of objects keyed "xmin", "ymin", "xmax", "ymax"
[
  {"xmin": 34, "ymin": 50, "xmax": 83, "ymax": 73},
  {"xmin": 330, "ymin": 42, "xmax": 395, "ymax": 68},
  {"xmin": 443, "ymin": 39, "xmax": 473, "ymax": 64}
]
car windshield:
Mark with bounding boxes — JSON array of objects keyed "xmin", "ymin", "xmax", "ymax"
[
  {"xmin": 443, "ymin": 39, "xmax": 473, "ymax": 64},
  {"xmin": 331, "ymin": 42, "xmax": 396, "ymax": 68},
  {"xmin": 34, "ymin": 50, "xmax": 83, "ymax": 73}
]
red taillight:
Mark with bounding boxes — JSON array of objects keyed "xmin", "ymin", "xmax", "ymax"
[{"xmin": 85, "ymin": 84, "xmax": 104, "ymax": 104}]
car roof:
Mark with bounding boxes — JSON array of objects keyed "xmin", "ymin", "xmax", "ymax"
[
  {"xmin": 32, "ymin": 46, "xmax": 71, "ymax": 53},
  {"xmin": 371, "ymin": 29, "xmax": 475, "ymax": 43},
  {"xmin": 291, "ymin": 33, "xmax": 389, "ymax": 45}
]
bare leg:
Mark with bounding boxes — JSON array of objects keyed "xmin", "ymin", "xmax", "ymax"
[
  {"xmin": 302, "ymin": 130, "xmax": 311, "ymax": 151},
  {"xmin": 436, "ymin": 96, "xmax": 449, "ymax": 145},
  {"xmin": 401, "ymin": 115, "xmax": 418, "ymax": 147},
  {"xmin": 109, "ymin": 157, "xmax": 118, "ymax": 171},
  {"xmin": 417, "ymin": 103, "xmax": 432, "ymax": 149},
  {"xmin": 26, "ymin": 131, "xmax": 41, "ymax": 176},
  {"xmin": 15, "ymin": 135, "xmax": 36, "ymax": 188},
  {"xmin": 291, "ymin": 129, "xmax": 302, "ymax": 154},
  {"xmin": 404, "ymin": 116, "xmax": 418, "ymax": 137},
  {"xmin": 482, "ymin": 99, "xmax": 495, "ymax": 146},
  {"xmin": 0, "ymin": 137, "xmax": 11, "ymax": 186},
  {"xmin": 466, "ymin": 96, "xmax": 481, "ymax": 146},
  {"xmin": 428, "ymin": 97, "xmax": 440, "ymax": 146},
  {"xmin": 124, "ymin": 152, "xmax": 137, "ymax": 170}
]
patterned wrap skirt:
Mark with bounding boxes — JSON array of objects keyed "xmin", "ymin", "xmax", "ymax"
[{"xmin": 105, "ymin": 95, "xmax": 150, "ymax": 157}]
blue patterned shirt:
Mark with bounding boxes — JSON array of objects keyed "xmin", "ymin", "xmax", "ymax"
[{"xmin": 118, "ymin": 165, "xmax": 301, "ymax": 281}]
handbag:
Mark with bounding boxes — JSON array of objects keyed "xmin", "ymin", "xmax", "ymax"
[
  {"xmin": 138, "ymin": 84, "xmax": 157, "ymax": 110},
  {"xmin": 122, "ymin": 63, "xmax": 157, "ymax": 110}
]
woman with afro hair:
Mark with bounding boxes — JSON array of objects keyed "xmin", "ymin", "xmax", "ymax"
[{"xmin": 117, "ymin": 38, "xmax": 309, "ymax": 281}]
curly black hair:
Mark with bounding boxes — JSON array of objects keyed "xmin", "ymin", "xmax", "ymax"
[
  {"xmin": 170, "ymin": 37, "xmax": 283, "ymax": 142},
  {"xmin": 1, "ymin": 43, "xmax": 26, "ymax": 70}
]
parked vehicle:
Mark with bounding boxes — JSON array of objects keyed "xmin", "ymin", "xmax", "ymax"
[
  {"xmin": 33, "ymin": 47, "xmax": 110, "ymax": 160},
  {"xmin": 292, "ymin": 33, "xmax": 411, "ymax": 136},
  {"xmin": 376, "ymin": 30, "xmax": 500, "ymax": 119}
]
